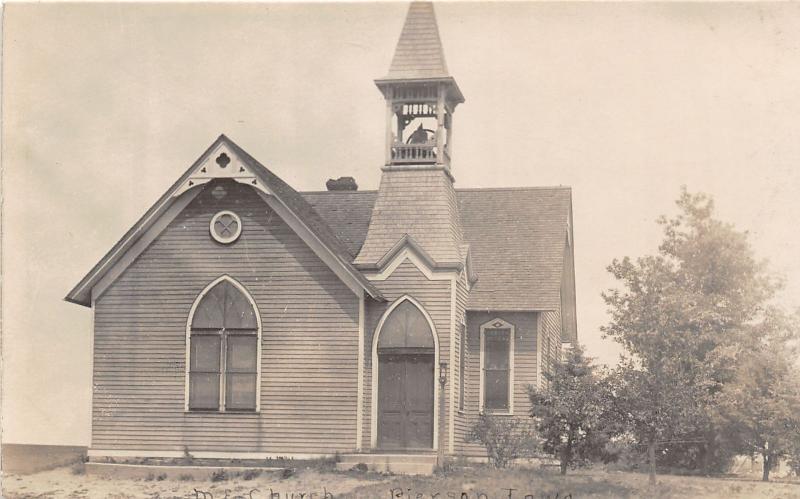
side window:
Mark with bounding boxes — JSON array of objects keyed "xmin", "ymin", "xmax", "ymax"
[
  {"xmin": 544, "ymin": 329, "xmax": 551, "ymax": 377},
  {"xmin": 480, "ymin": 319, "xmax": 515, "ymax": 414}
]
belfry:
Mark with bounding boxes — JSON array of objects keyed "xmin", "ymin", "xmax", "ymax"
[
  {"xmin": 375, "ymin": 1, "xmax": 464, "ymax": 168},
  {"xmin": 356, "ymin": 2, "xmax": 466, "ymax": 271}
]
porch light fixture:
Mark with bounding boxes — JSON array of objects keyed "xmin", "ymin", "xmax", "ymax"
[{"xmin": 439, "ymin": 361, "xmax": 448, "ymax": 386}]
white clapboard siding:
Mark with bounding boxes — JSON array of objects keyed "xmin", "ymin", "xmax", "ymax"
[{"xmin": 92, "ymin": 181, "xmax": 360, "ymax": 454}]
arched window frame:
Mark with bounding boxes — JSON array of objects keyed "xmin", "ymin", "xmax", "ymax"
[
  {"xmin": 184, "ymin": 275, "xmax": 262, "ymax": 412},
  {"xmin": 479, "ymin": 318, "xmax": 515, "ymax": 415},
  {"xmin": 370, "ymin": 295, "xmax": 440, "ymax": 449}
]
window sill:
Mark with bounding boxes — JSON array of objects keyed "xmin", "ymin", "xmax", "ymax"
[{"xmin": 479, "ymin": 409, "xmax": 514, "ymax": 417}]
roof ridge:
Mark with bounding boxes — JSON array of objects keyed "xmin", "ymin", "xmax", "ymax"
[
  {"xmin": 455, "ymin": 186, "xmax": 572, "ymax": 192},
  {"xmin": 301, "ymin": 189, "xmax": 378, "ymax": 194},
  {"xmin": 301, "ymin": 187, "xmax": 572, "ymax": 194}
]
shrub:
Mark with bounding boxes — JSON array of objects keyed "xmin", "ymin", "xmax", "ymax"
[
  {"xmin": 156, "ymin": 473, "xmax": 167, "ymax": 481},
  {"xmin": 145, "ymin": 473, "xmax": 155, "ymax": 481},
  {"xmin": 71, "ymin": 462, "xmax": 86, "ymax": 475},
  {"xmin": 467, "ymin": 413, "xmax": 539, "ymax": 468},
  {"xmin": 178, "ymin": 474, "xmax": 193, "ymax": 481},
  {"xmin": 242, "ymin": 469, "xmax": 261, "ymax": 480},
  {"xmin": 353, "ymin": 463, "xmax": 368, "ymax": 472},
  {"xmin": 180, "ymin": 446, "xmax": 194, "ymax": 466},
  {"xmin": 434, "ymin": 457, "xmax": 457, "ymax": 475},
  {"xmin": 210, "ymin": 469, "xmax": 228, "ymax": 482}
]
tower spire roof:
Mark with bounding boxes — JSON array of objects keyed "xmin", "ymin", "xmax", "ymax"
[{"xmin": 384, "ymin": 2, "xmax": 450, "ymax": 80}]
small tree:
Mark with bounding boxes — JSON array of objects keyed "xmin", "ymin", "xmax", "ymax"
[
  {"xmin": 467, "ymin": 413, "xmax": 538, "ymax": 468},
  {"xmin": 529, "ymin": 345, "xmax": 612, "ymax": 474}
]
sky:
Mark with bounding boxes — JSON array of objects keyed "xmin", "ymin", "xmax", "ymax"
[{"xmin": 3, "ymin": 2, "xmax": 800, "ymax": 446}]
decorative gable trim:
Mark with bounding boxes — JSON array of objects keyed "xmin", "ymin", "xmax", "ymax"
[
  {"xmin": 66, "ymin": 134, "xmax": 382, "ymax": 307},
  {"xmin": 364, "ymin": 235, "xmax": 460, "ymax": 282},
  {"xmin": 173, "ymin": 142, "xmax": 271, "ymax": 198}
]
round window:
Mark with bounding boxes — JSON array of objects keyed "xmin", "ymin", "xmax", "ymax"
[{"xmin": 210, "ymin": 210, "xmax": 242, "ymax": 244}]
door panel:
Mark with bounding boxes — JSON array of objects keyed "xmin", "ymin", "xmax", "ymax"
[
  {"xmin": 378, "ymin": 354, "xmax": 434, "ymax": 449},
  {"xmin": 378, "ymin": 358, "xmax": 405, "ymax": 448},
  {"xmin": 405, "ymin": 356, "xmax": 434, "ymax": 448}
]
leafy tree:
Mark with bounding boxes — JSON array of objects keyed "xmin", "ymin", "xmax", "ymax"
[
  {"xmin": 601, "ymin": 187, "xmax": 783, "ymax": 481},
  {"xmin": 529, "ymin": 345, "xmax": 613, "ymax": 474},
  {"xmin": 715, "ymin": 308, "xmax": 800, "ymax": 481},
  {"xmin": 603, "ymin": 188, "xmax": 779, "ymax": 379}
]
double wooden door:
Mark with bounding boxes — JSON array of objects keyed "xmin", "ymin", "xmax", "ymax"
[{"xmin": 377, "ymin": 353, "xmax": 434, "ymax": 450}]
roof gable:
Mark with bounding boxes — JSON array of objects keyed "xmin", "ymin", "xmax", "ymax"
[{"xmin": 65, "ymin": 135, "xmax": 382, "ymax": 306}]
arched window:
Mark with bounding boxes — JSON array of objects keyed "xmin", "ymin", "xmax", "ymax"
[
  {"xmin": 188, "ymin": 278, "xmax": 259, "ymax": 411},
  {"xmin": 377, "ymin": 299, "xmax": 435, "ymax": 353}
]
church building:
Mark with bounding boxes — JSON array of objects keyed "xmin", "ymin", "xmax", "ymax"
[{"xmin": 66, "ymin": 2, "xmax": 577, "ymax": 472}]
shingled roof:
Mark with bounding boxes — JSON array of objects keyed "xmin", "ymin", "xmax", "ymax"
[
  {"xmin": 303, "ymin": 186, "xmax": 573, "ymax": 311},
  {"xmin": 353, "ymin": 169, "xmax": 465, "ymax": 269},
  {"xmin": 384, "ymin": 1, "xmax": 450, "ymax": 80}
]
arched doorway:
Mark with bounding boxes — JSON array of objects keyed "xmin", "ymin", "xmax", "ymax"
[{"xmin": 374, "ymin": 297, "xmax": 437, "ymax": 450}]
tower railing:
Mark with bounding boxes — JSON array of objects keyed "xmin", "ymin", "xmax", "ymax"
[{"xmin": 391, "ymin": 142, "xmax": 438, "ymax": 164}]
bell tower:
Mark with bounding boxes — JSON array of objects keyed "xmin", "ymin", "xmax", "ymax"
[
  {"xmin": 356, "ymin": 1, "xmax": 466, "ymax": 271},
  {"xmin": 375, "ymin": 1, "xmax": 465, "ymax": 170},
  {"xmin": 358, "ymin": 1, "xmax": 470, "ymax": 457}
]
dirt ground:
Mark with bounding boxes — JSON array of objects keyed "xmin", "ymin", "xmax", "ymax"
[
  {"xmin": 1, "ymin": 466, "xmax": 387, "ymax": 499},
  {"xmin": 4, "ymin": 465, "xmax": 800, "ymax": 499}
]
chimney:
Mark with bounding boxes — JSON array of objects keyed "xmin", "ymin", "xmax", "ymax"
[{"xmin": 326, "ymin": 177, "xmax": 358, "ymax": 191}]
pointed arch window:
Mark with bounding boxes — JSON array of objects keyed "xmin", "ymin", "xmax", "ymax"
[
  {"xmin": 377, "ymin": 299, "xmax": 435, "ymax": 354},
  {"xmin": 187, "ymin": 278, "xmax": 260, "ymax": 412}
]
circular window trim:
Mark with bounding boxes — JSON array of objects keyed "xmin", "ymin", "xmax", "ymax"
[{"xmin": 210, "ymin": 210, "xmax": 242, "ymax": 244}]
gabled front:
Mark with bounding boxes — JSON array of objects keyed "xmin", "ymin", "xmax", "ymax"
[{"xmin": 65, "ymin": 134, "xmax": 382, "ymax": 307}]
